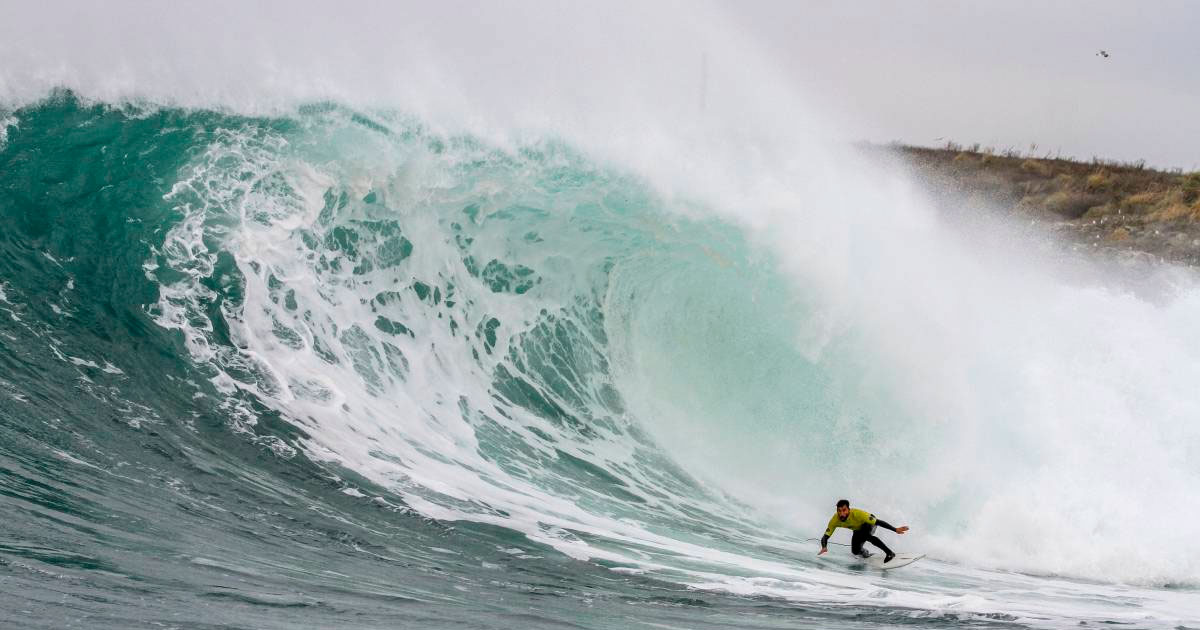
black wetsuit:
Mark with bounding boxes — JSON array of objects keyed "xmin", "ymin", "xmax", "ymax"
[{"xmin": 850, "ymin": 520, "xmax": 896, "ymax": 558}]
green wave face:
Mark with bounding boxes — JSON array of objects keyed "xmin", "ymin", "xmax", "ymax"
[{"xmin": 0, "ymin": 94, "xmax": 838, "ymax": 564}]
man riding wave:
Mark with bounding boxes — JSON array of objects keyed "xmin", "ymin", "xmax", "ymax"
[{"xmin": 818, "ymin": 499, "xmax": 909, "ymax": 563}]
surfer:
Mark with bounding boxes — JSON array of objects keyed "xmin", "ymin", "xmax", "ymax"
[{"xmin": 817, "ymin": 499, "xmax": 909, "ymax": 563}]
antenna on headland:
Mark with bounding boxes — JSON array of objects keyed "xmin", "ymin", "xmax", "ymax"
[{"xmin": 699, "ymin": 50, "xmax": 709, "ymax": 113}]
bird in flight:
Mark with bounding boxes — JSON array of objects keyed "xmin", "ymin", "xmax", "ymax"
[{"xmin": 1096, "ymin": 50, "xmax": 1110, "ymax": 58}]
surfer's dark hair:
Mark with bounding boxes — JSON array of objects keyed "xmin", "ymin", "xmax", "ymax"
[{"xmin": 836, "ymin": 499, "xmax": 850, "ymax": 509}]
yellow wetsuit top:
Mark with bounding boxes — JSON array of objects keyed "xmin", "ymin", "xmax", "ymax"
[{"xmin": 824, "ymin": 508, "xmax": 876, "ymax": 538}]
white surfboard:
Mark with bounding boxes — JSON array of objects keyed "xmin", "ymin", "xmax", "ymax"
[{"xmin": 865, "ymin": 552, "xmax": 924, "ymax": 569}]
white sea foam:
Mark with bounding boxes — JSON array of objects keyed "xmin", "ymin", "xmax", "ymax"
[
  {"xmin": 0, "ymin": 115, "xmax": 14, "ymax": 148},
  {"xmin": 66, "ymin": 355, "xmax": 100, "ymax": 369}
]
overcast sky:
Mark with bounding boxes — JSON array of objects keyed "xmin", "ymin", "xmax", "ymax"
[
  {"xmin": 725, "ymin": 1, "xmax": 1200, "ymax": 169},
  {"xmin": 1, "ymin": 1, "xmax": 1197, "ymax": 169}
]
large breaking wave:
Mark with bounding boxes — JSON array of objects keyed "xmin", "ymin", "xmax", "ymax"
[{"xmin": 2, "ymin": 3, "xmax": 1199, "ymax": 627}]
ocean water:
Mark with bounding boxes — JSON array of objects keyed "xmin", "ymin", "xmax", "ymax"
[
  {"xmin": 0, "ymin": 92, "xmax": 1197, "ymax": 630},
  {"xmin": 2, "ymin": 4, "xmax": 1199, "ymax": 628}
]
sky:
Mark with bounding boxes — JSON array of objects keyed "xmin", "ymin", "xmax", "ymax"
[
  {"xmin": 1, "ymin": 0, "xmax": 1197, "ymax": 169},
  {"xmin": 725, "ymin": 1, "xmax": 1200, "ymax": 169}
]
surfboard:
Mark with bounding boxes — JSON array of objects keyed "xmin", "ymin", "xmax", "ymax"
[{"xmin": 865, "ymin": 552, "xmax": 924, "ymax": 569}]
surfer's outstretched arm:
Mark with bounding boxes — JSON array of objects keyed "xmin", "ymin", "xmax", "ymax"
[
  {"xmin": 875, "ymin": 519, "xmax": 909, "ymax": 534},
  {"xmin": 818, "ymin": 514, "xmax": 839, "ymax": 554}
]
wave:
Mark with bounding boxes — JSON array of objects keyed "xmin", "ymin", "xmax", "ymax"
[
  {"xmin": 148, "ymin": 95, "xmax": 1200, "ymax": 589},
  {"xmin": 4, "ymin": 91, "xmax": 1198, "ymax": 588},
  {"xmin": 3, "ymin": 41, "xmax": 1200, "ymax": 624}
]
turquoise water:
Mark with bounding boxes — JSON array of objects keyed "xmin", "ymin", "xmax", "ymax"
[{"xmin": 1, "ymin": 95, "xmax": 1198, "ymax": 629}]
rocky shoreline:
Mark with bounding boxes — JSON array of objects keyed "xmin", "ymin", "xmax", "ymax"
[{"xmin": 890, "ymin": 144, "xmax": 1200, "ymax": 267}]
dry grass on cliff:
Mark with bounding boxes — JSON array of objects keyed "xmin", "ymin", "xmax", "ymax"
[
  {"xmin": 891, "ymin": 143, "xmax": 1200, "ymax": 264},
  {"xmin": 899, "ymin": 144, "xmax": 1198, "ymax": 222}
]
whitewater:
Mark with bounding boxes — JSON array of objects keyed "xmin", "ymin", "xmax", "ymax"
[{"xmin": 1, "ymin": 2, "xmax": 1198, "ymax": 628}]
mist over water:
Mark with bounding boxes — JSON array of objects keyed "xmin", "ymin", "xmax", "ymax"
[{"xmin": 1, "ymin": 2, "xmax": 1199, "ymax": 628}]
